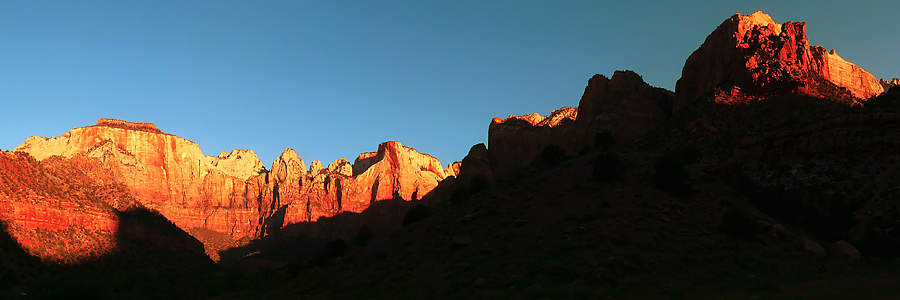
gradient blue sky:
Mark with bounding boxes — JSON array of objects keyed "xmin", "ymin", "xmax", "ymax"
[{"xmin": 2, "ymin": 1, "xmax": 897, "ymax": 167}]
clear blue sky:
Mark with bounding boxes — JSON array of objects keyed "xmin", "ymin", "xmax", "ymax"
[{"xmin": 2, "ymin": 1, "xmax": 897, "ymax": 167}]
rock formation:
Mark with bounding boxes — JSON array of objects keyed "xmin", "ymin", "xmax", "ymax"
[
  {"xmin": 443, "ymin": 161, "xmax": 461, "ymax": 178},
  {"xmin": 259, "ymin": 141, "xmax": 447, "ymax": 235},
  {"xmin": 574, "ymin": 71, "xmax": 673, "ymax": 146},
  {"xmin": 0, "ymin": 151, "xmax": 204, "ymax": 263},
  {"xmin": 454, "ymin": 143, "xmax": 495, "ymax": 187},
  {"xmin": 487, "ymin": 71, "xmax": 673, "ymax": 179},
  {"xmin": 207, "ymin": 149, "xmax": 267, "ymax": 180},
  {"xmin": 15, "ymin": 119, "xmax": 268, "ymax": 241},
  {"xmin": 488, "ymin": 107, "xmax": 577, "ymax": 179},
  {"xmin": 881, "ymin": 78, "xmax": 900, "ymax": 91},
  {"xmin": 14, "ymin": 119, "xmax": 451, "ymax": 249},
  {"xmin": 675, "ymin": 11, "xmax": 883, "ymax": 112}
]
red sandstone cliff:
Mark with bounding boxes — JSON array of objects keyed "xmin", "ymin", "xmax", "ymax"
[
  {"xmin": 675, "ymin": 11, "xmax": 883, "ymax": 112},
  {"xmin": 15, "ymin": 119, "xmax": 451, "ymax": 251},
  {"xmin": 0, "ymin": 152, "xmax": 204, "ymax": 263},
  {"xmin": 260, "ymin": 141, "xmax": 447, "ymax": 234},
  {"xmin": 15, "ymin": 119, "xmax": 269, "ymax": 241}
]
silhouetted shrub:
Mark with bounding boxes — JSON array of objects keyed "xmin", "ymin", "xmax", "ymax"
[
  {"xmin": 354, "ymin": 225, "xmax": 374, "ymax": 247},
  {"xmin": 652, "ymin": 153, "xmax": 694, "ymax": 197},
  {"xmin": 594, "ymin": 131, "xmax": 614, "ymax": 151},
  {"xmin": 539, "ymin": 144, "xmax": 566, "ymax": 165},
  {"xmin": 718, "ymin": 209, "xmax": 758, "ymax": 239},
  {"xmin": 592, "ymin": 152, "xmax": 625, "ymax": 183},
  {"xmin": 403, "ymin": 204, "xmax": 430, "ymax": 227}
]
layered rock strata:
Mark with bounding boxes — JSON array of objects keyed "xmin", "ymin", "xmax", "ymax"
[
  {"xmin": 15, "ymin": 119, "xmax": 450, "ymax": 244},
  {"xmin": 16, "ymin": 119, "xmax": 268, "ymax": 240},
  {"xmin": 0, "ymin": 152, "xmax": 204, "ymax": 263}
]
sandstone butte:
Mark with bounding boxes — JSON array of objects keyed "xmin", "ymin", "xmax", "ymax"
[
  {"xmin": 14, "ymin": 118, "xmax": 453, "ymax": 245},
  {"xmin": 674, "ymin": 11, "xmax": 883, "ymax": 112}
]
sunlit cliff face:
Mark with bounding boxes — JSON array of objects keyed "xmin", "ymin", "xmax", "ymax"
[
  {"xmin": 0, "ymin": 152, "xmax": 129, "ymax": 264},
  {"xmin": 1, "ymin": 204, "xmax": 119, "ymax": 264}
]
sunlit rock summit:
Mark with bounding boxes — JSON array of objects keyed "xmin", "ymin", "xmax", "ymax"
[{"xmin": 675, "ymin": 11, "xmax": 883, "ymax": 111}]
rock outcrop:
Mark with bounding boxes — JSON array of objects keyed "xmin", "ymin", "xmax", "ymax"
[
  {"xmin": 881, "ymin": 78, "xmax": 900, "ymax": 91},
  {"xmin": 259, "ymin": 141, "xmax": 447, "ymax": 234},
  {"xmin": 487, "ymin": 71, "xmax": 673, "ymax": 179},
  {"xmin": 443, "ymin": 161, "xmax": 461, "ymax": 178},
  {"xmin": 455, "ymin": 143, "xmax": 495, "ymax": 187},
  {"xmin": 206, "ymin": 149, "xmax": 267, "ymax": 180},
  {"xmin": 574, "ymin": 71, "xmax": 673, "ymax": 146},
  {"xmin": 488, "ymin": 107, "xmax": 577, "ymax": 179},
  {"xmin": 675, "ymin": 11, "xmax": 883, "ymax": 112}
]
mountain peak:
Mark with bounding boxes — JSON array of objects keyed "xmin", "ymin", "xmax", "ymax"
[
  {"xmin": 675, "ymin": 11, "xmax": 883, "ymax": 111},
  {"xmin": 737, "ymin": 11, "xmax": 781, "ymax": 35}
]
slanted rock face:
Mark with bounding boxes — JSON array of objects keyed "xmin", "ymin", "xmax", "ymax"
[
  {"xmin": 675, "ymin": 11, "xmax": 883, "ymax": 112},
  {"xmin": 15, "ymin": 119, "xmax": 267, "ymax": 240},
  {"xmin": 455, "ymin": 143, "xmax": 494, "ymax": 187},
  {"xmin": 816, "ymin": 49, "xmax": 884, "ymax": 99}
]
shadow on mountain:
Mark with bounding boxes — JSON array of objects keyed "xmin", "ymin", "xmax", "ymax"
[
  {"xmin": 219, "ymin": 197, "xmax": 419, "ymax": 267},
  {"xmin": 1, "ymin": 207, "xmax": 271, "ymax": 299}
]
